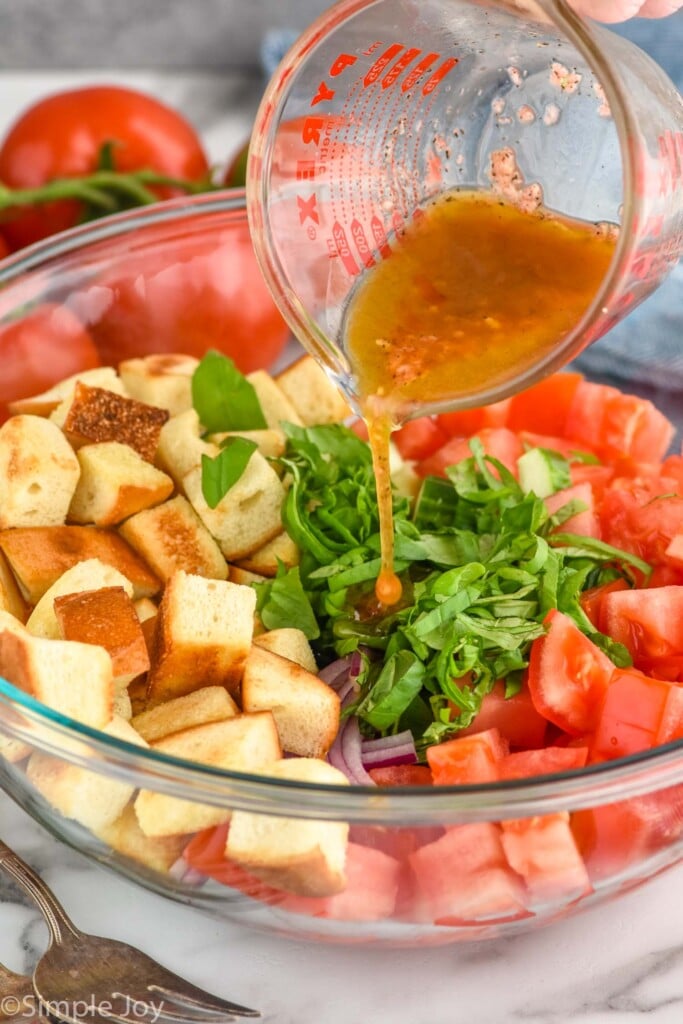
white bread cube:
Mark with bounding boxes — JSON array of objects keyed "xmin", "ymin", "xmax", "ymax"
[
  {"xmin": 146, "ymin": 571, "xmax": 256, "ymax": 703},
  {"xmin": 68, "ymin": 442, "xmax": 173, "ymax": 526},
  {"xmin": 275, "ymin": 355, "xmax": 352, "ymax": 425},
  {"xmin": 0, "ymin": 416, "xmax": 80, "ymax": 529},
  {"xmin": 118, "ymin": 354, "xmax": 198, "ymax": 417},
  {"xmin": 119, "ymin": 495, "xmax": 228, "ymax": 583},
  {"xmin": 0, "ymin": 550, "xmax": 27, "ymax": 623},
  {"xmin": 134, "ymin": 597, "xmax": 158, "ymax": 623},
  {"xmin": 95, "ymin": 802, "xmax": 188, "ymax": 872},
  {"xmin": 156, "ymin": 409, "xmax": 219, "ymax": 490},
  {"xmin": 134, "ymin": 712, "xmax": 282, "ymax": 837},
  {"xmin": 26, "ymin": 716, "xmax": 147, "ymax": 832},
  {"xmin": 226, "ymin": 758, "xmax": 349, "ymax": 897},
  {"xmin": 132, "ymin": 686, "xmax": 238, "ymax": 743},
  {"xmin": 184, "ymin": 451, "xmax": 285, "ymax": 561},
  {"xmin": 11, "ymin": 366, "xmax": 126, "ymax": 419},
  {"xmin": 27, "ymin": 558, "xmax": 134, "ymax": 640},
  {"xmin": 235, "ymin": 532, "xmax": 300, "ymax": 577},
  {"xmin": 228, "ymin": 566, "xmax": 266, "ymax": 587},
  {"xmin": 241, "ymin": 646, "xmax": 339, "ymax": 758},
  {"xmin": 0, "ymin": 628, "xmax": 113, "ymax": 728},
  {"xmin": 253, "ymin": 628, "xmax": 318, "ymax": 673},
  {"xmin": 208, "ymin": 429, "xmax": 286, "ymax": 460},
  {"xmin": 246, "ymin": 370, "xmax": 303, "ymax": 428},
  {"xmin": 113, "ymin": 689, "xmax": 133, "ymax": 721},
  {"xmin": 0, "ymin": 526, "xmax": 161, "ymax": 605}
]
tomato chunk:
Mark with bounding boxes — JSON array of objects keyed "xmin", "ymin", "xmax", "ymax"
[
  {"xmin": 601, "ymin": 585, "xmax": 683, "ymax": 671},
  {"xmin": 427, "ymin": 728, "xmax": 508, "ymax": 785},
  {"xmin": 545, "ymin": 482, "xmax": 600, "ymax": 538},
  {"xmin": 565, "ymin": 381, "xmax": 674, "ymax": 462},
  {"xmin": 368, "ymin": 765, "xmax": 433, "ymax": 786},
  {"xmin": 506, "ymin": 372, "xmax": 583, "ymax": 436},
  {"xmin": 527, "ymin": 610, "xmax": 616, "ymax": 735},
  {"xmin": 457, "ymin": 680, "xmax": 547, "ymax": 750},
  {"xmin": 580, "ymin": 578, "xmax": 629, "ymax": 632},
  {"xmin": 393, "ymin": 417, "xmax": 449, "ymax": 462},
  {"xmin": 591, "ymin": 669, "xmax": 672, "ymax": 761},
  {"xmin": 501, "ymin": 813, "xmax": 591, "ymax": 904},
  {"xmin": 417, "ymin": 428, "xmax": 522, "ymax": 478},
  {"xmin": 498, "ymin": 746, "xmax": 588, "ymax": 780}
]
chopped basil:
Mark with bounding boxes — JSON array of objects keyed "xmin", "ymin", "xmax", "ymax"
[
  {"xmin": 201, "ymin": 437, "xmax": 258, "ymax": 508},
  {"xmin": 192, "ymin": 350, "xmax": 267, "ymax": 432}
]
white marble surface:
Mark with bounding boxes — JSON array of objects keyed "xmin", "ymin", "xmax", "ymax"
[{"xmin": 0, "ymin": 70, "xmax": 682, "ymax": 1024}]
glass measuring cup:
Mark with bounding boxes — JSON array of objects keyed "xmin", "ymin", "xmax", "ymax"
[{"xmin": 247, "ymin": 0, "xmax": 683, "ymax": 419}]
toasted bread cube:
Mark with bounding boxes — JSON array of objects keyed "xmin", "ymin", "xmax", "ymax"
[
  {"xmin": 226, "ymin": 758, "xmax": 349, "ymax": 897},
  {"xmin": 254, "ymin": 628, "xmax": 318, "ymax": 673},
  {"xmin": 134, "ymin": 597, "xmax": 157, "ymax": 623},
  {"xmin": 0, "ymin": 610, "xmax": 29, "ymax": 637},
  {"xmin": 27, "ymin": 558, "xmax": 134, "ymax": 640},
  {"xmin": 208, "ymin": 428, "xmax": 286, "ymax": 460},
  {"xmin": 0, "ymin": 735, "xmax": 31, "ymax": 764},
  {"xmin": 68, "ymin": 442, "xmax": 174, "ymax": 526},
  {"xmin": 0, "ymin": 526, "xmax": 161, "ymax": 604},
  {"xmin": 132, "ymin": 686, "xmax": 238, "ymax": 743},
  {"xmin": 241, "ymin": 646, "xmax": 339, "ymax": 758},
  {"xmin": 94, "ymin": 802, "xmax": 188, "ymax": 872},
  {"xmin": 0, "ymin": 416, "xmax": 81, "ymax": 529},
  {"xmin": 134, "ymin": 712, "xmax": 282, "ymax": 837},
  {"xmin": 0, "ymin": 550, "xmax": 27, "ymax": 623},
  {"xmin": 184, "ymin": 451, "xmax": 285, "ymax": 561},
  {"xmin": 11, "ymin": 366, "xmax": 126, "ymax": 418},
  {"xmin": 113, "ymin": 688, "xmax": 133, "ymax": 721},
  {"xmin": 146, "ymin": 571, "xmax": 256, "ymax": 703},
  {"xmin": 54, "ymin": 586, "xmax": 150, "ymax": 685},
  {"xmin": 118, "ymin": 354, "xmax": 198, "ymax": 417},
  {"xmin": 26, "ymin": 717, "xmax": 146, "ymax": 832},
  {"xmin": 0, "ymin": 629, "xmax": 113, "ymax": 728},
  {"xmin": 235, "ymin": 532, "xmax": 300, "ymax": 577},
  {"xmin": 119, "ymin": 495, "xmax": 227, "ymax": 583},
  {"xmin": 128, "ymin": 676, "xmax": 150, "ymax": 717},
  {"xmin": 61, "ymin": 383, "xmax": 169, "ymax": 462},
  {"xmin": 227, "ymin": 566, "xmax": 267, "ymax": 587},
  {"xmin": 156, "ymin": 409, "xmax": 219, "ymax": 490},
  {"xmin": 276, "ymin": 355, "xmax": 352, "ymax": 425},
  {"xmin": 246, "ymin": 370, "xmax": 303, "ymax": 429}
]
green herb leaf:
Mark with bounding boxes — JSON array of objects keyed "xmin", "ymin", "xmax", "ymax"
[
  {"xmin": 192, "ymin": 351, "xmax": 267, "ymax": 432},
  {"xmin": 254, "ymin": 567, "xmax": 320, "ymax": 640},
  {"xmin": 201, "ymin": 437, "xmax": 258, "ymax": 508},
  {"xmin": 355, "ymin": 650, "xmax": 426, "ymax": 731}
]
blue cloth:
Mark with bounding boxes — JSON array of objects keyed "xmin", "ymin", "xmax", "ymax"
[{"xmin": 261, "ymin": 16, "xmax": 683, "ymax": 401}]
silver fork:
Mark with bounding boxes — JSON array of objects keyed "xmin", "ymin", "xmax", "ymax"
[{"xmin": 0, "ymin": 840, "xmax": 260, "ymax": 1024}]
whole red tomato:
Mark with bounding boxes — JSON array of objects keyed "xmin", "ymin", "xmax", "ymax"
[
  {"xmin": 0, "ymin": 303, "xmax": 101, "ymax": 421},
  {"xmin": 0, "ymin": 85, "xmax": 210, "ymax": 250},
  {"xmin": 66, "ymin": 213, "xmax": 290, "ymax": 373},
  {"xmin": 0, "ymin": 232, "xmax": 9, "ymax": 260}
]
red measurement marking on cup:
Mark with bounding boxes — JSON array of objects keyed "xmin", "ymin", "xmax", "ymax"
[
  {"xmin": 401, "ymin": 54, "xmax": 440, "ymax": 93},
  {"xmin": 351, "ymin": 219, "xmax": 376, "ymax": 268},
  {"xmin": 371, "ymin": 216, "xmax": 392, "ymax": 259},
  {"xmin": 657, "ymin": 130, "xmax": 683, "ymax": 197},
  {"xmin": 382, "ymin": 48, "xmax": 422, "ymax": 90},
  {"xmin": 364, "ymin": 44, "xmax": 405, "ymax": 87},
  {"xmin": 333, "ymin": 221, "xmax": 360, "ymax": 275},
  {"xmin": 422, "ymin": 58, "xmax": 459, "ymax": 96}
]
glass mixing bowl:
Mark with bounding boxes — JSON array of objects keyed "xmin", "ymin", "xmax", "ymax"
[{"xmin": 0, "ymin": 191, "xmax": 681, "ymax": 947}]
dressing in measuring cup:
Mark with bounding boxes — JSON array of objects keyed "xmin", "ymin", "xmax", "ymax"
[{"xmin": 247, "ymin": 0, "xmax": 683, "ymax": 603}]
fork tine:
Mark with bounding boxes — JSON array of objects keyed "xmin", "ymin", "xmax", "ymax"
[
  {"xmin": 109, "ymin": 992, "xmax": 241, "ymax": 1024},
  {"xmin": 149, "ymin": 985, "xmax": 260, "ymax": 1019},
  {"xmin": 44, "ymin": 999, "xmax": 237, "ymax": 1024}
]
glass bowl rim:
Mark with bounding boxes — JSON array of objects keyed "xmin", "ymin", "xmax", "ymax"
[{"xmin": 0, "ymin": 191, "xmax": 681, "ymax": 824}]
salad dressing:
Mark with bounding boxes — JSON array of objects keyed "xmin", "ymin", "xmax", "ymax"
[{"xmin": 343, "ymin": 189, "xmax": 617, "ymax": 606}]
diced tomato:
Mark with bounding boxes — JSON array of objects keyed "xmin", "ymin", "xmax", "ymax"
[
  {"xmin": 601, "ymin": 585, "xmax": 683, "ymax": 671},
  {"xmin": 349, "ymin": 418, "xmax": 368, "ymax": 441},
  {"xmin": 591, "ymin": 669, "xmax": 672, "ymax": 761},
  {"xmin": 368, "ymin": 765, "xmax": 433, "ymax": 786},
  {"xmin": 392, "ymin": 417, "xmax": 449, "ymax": 462},
  {"xmin": 184, "ymin": 824, "xmax": 285, "ymax": 904},
  {"xmin": 417, "ymin": 427, "xmax": 523, "ymax": 478},
  {"xmin": 580, "ymin": 578, "xmax": 629, "ymax": 631},
  {"xmin": 660, "ymin": 454, "xmax": 683, "ymax": 491},
  {"xmin": 600, "ymin": 481, "xmax": 683, "ymax": 566},
  {"xmin": 545, "ymin": 482, "xmax": 600, "ymax": 538},
  {"xmin": 569, "ymin": 461, "xmax": 614, "ymax": 502},
  {"xmin": 427, "ymin": 728, "xmax": 508, "ymax": 785},
  {"xmin": 498, "ymin": 746, "xmax": 588, "ymax": 780},
  {"xmin": 646, "ymin": 565, "xmax": 683, "ymax": 590},
  {"xmin": 500, "ymin": 813, "xmax": 591, "ymax": 904},
  {"xmin": 572, "ymin": 787, "xmax": 683, "ymax": 882},
  {"xmin": 565, "ymin": 381, "xmax": 674, "ymax": 462},
  {"xmin": 408, "ymin": 823, "xmax": 529, "ymax": 925},
  {"xmin": 506, "ymin": 372, "xmax": 583, "ymax": 436},
  {"xmin": 527, "ymin": 610, "xmax": 616, "ymax": 735},
  {"xmin": 436, "ymin": 398, "xmax": 511, "ymax": 438},
  {"xmin": 663, "ymin": 534, "xmax": 683, "ymax": 569},
  {"xmin": 457, "ymin": 680, "xmax": 547, "ymax": 750},
  {"xmin": 518, "ymin": 431, "xmax": 595, "ymax": 461},
  {"xmin": 656, "ymin": 685, "xmax": 683, "ymax": 744}
]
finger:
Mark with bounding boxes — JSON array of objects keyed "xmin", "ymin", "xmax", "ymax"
[
  {"xmin": 568, "ymin": 0, "xmax": 644, "ymax": 22},
  {"xmin": 636, "ymin": 0, "xmax": 683, "ymax": 15}
]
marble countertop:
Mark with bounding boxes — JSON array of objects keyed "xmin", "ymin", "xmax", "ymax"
[{"xmin": 0, "ymin": 70, "xmax": 682, "ymax": 1024}]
